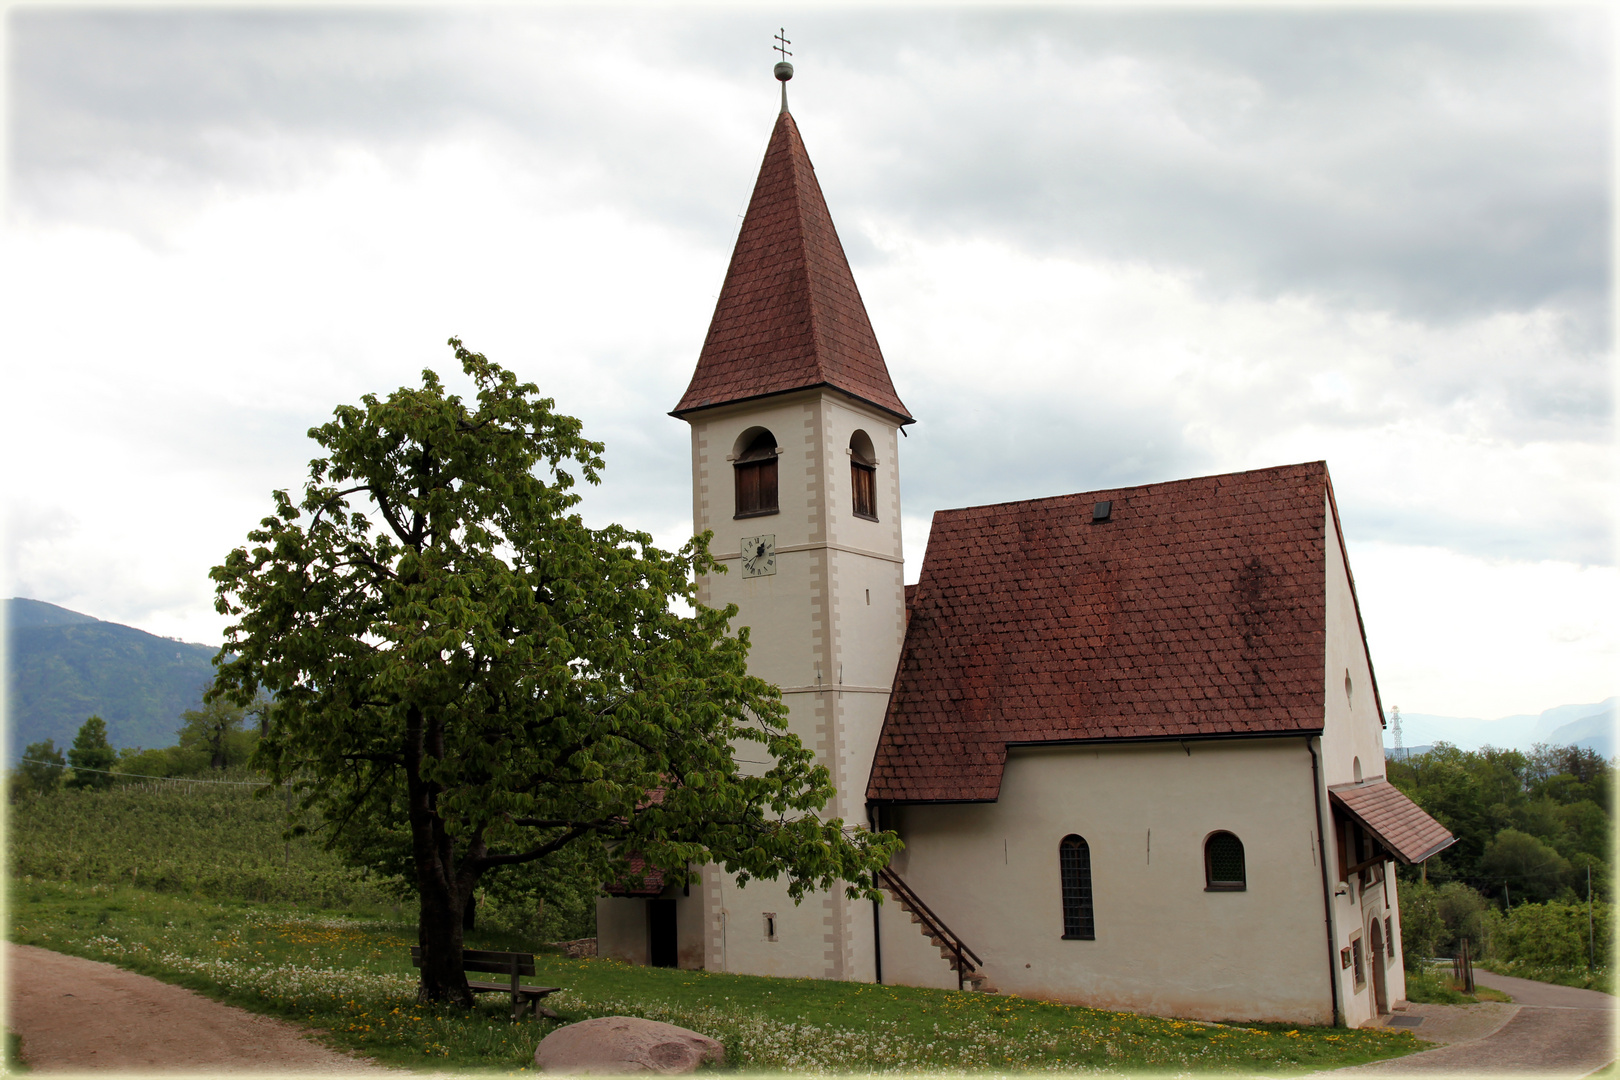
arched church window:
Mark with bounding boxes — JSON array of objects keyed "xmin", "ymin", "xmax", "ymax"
[
  {"xmin": 849, "ymin": 430, "xmax": 877, "ymax": 520},
  {"xmin": 1059, "ymin": 834, "xmax": 1095, "ymax": 940},
  {"xmin": 1205, "ymin": 831, "xmax": 1246, "ymax": 891},
  {"xmin": 734, "ymin": 429, "xmax": 779, "ymax": 518}
]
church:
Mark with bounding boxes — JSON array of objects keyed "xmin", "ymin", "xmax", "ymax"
[{"xmin": 596, "ymin": 64, "xmax": 1455, "ymax": 1030}]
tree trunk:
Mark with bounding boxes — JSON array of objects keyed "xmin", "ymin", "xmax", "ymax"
[
  {"xmin": 463, "ymin": 892, "xmax": 476, "ymax": 932},
  {"xmin": 404, "ymin": 703, "xmax": 475, "ymax": 1006},
  {"xmin": 414, "ymin": 867, "xmax": 473, "ymax": 1005}
]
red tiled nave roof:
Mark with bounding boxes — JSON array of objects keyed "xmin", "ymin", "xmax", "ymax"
[
  {"xmin": 869, "ymin": 463, "xmax": 1337, "ymax": 803},
  {"xmin": 672, "ymin": 110, "xmax": 912, "ymax": 423}
]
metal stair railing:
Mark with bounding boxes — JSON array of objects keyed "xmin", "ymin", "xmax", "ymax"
[{"xmin": 878, "ymin": 866, "xmax": 983, "ymax": 990}]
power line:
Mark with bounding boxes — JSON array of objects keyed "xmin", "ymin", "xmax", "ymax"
[{"xmin": 16, "ymin": 757, "xmax": 272, "ymax": 787}]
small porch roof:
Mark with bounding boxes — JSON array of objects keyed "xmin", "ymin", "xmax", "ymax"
[
  {"xmin": 603, "ymin": 855, "xmax": 666, "ymax": 898},
  {"xmin": 1329, "ymin": 779, "xmax": 1456, "ymax": 865}
]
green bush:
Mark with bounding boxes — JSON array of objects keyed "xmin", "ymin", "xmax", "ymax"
[
  {"xmin": 1497, "ymin": 900, "xmax": 1612, "ymax": 969},
  {"xmin": 1400, "ymin": 882, "xmax": 1445, "ymax": 969},
  {"xmin": 1400, "ymin": 880, "xmax": 1498, "ymax": 966},
  {"xmin": 1403, "ymin": 964, "xmax": 1473, "ymax": 1005}
]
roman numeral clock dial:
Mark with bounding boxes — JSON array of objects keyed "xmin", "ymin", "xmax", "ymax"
[{"xmin": 740, "ymin": 534, "xmax": 777, "ymax": 578}]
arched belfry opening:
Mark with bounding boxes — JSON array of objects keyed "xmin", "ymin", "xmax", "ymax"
[
  {"xmin": 849, "ymin": 430, "xmax": 877, "ymax": 520},
  {"xmin": 734, "ymin": 428, "xmax": 779, "ymax": 518}
]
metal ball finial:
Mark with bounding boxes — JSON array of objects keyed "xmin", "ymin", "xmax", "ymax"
[{"xmin": 774, "ymin": 61, "xmax": 794, "ymax": 82}]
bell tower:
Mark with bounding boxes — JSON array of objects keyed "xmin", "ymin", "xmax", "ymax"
[{"xmin": 667, "ymin": 61, "xmax": 914, "ymax": 982}]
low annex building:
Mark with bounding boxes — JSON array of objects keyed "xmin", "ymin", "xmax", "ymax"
[{"xmin": 596, "ymin": 63, "xmax": 1453, "ymax": 1029}]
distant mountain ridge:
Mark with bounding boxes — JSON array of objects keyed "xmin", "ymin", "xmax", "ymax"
[
  {"xmin": 8, "ymin": 597, "xmax": 1613, "ymax": 766},
  {"xmin": 4, "ymin": 598, "xmax": 219, "ymax": 762},
  {"xmin": 1386, "ymin": 698, "xmax": 1616, "ymax": 759}
]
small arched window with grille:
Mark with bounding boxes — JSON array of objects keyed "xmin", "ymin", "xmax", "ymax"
[
  {"xmin": 849, "ymin": 430, "xmax": 877, "ymax": 520},
  {"xmin": 1059, "ymin": 834, "xmax": 1095, "ymax": 940},
  {"xmin": 1204, "ymin": 831, "xmax": 1246, "ymax": 891},
  {"xmin": 733, "ymin": 429, "xmax": 779, "ymax": 518}
]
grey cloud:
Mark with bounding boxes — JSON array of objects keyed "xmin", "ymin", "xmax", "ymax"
[
  {"xmin": 16, "ymin": 9, "xmax": 1607, "ymax": 328},
  {"xmin": 800, "ymin": 10, "xmax": 1609, "ymax": 337},
  {"xmin": 8, "ymin": 7, "xmax": 1609, "ymax": 570}
]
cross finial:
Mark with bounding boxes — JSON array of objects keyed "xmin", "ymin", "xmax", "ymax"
[{"xmin": 772, "ymin": 28, "xmax": 794, "ymax": 114}]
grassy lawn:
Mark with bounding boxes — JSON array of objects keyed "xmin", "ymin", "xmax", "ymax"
[
  {"xmin": 9, "ymin": 878, "xmax": 1422, "ymax": 1075},
  {"xmin": 1475, "ymin": 959, "xmax": 1615, "ymax": 995},
  {"xmin": 1402, "ymin": 965, "xmax": 1512, "ymax": 1005}
]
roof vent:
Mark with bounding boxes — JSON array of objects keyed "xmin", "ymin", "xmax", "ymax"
[{"xmin": 1092, "ymin": 500, "xmax": 1113, "ymax": 523}]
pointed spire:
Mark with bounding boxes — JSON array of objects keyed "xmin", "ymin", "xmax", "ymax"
[{"xmin": 672, "ymin": 94, "xmax": 913, "ymax": 424}]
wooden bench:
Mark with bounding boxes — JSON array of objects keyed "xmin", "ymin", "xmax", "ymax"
[{"xmin": 409, "ymin": 947, "xmax": 561, "ymax": 1020}]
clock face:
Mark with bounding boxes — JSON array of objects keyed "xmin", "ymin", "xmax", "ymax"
[{"xmin": 740, "ymin": 534, "xmax": 777, "ymax": 578}]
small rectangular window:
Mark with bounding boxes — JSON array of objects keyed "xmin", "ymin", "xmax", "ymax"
[
  {"xmin": 1351, "ymin": 937, "xmax": 1365, "ymax": 988},
  {"xmin": 764, "ymin": 913, "xmax": 778, "ymax": 941},
  {"xmin": 1386, "ymin": 917, "xmax": 1395, "ymax": 958},
  {"xmin": 851, "ymin": 462, "xmax": 876, "ymax": 520}
]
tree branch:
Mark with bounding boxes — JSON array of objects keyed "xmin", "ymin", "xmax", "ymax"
[{"xmin": 476, "ymin": 825, "xmax": 594, "ymax": 869}]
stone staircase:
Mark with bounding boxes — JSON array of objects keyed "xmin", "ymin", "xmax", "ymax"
[{"xmin": 878, "ymin": 868, "xmax": 997, "ymax": 993}]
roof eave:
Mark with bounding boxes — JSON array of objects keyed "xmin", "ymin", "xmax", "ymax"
[
  {"xmin": 869, "ymin": 728, "xmax": 1328, "ymax": 804},
  {"xmin": 670, "ymin": 381, "xmax": 916, "ymax": 425},
  {"xmin": 1002, "ymin": 727, "xmax": 1324, "ymax": 751}
]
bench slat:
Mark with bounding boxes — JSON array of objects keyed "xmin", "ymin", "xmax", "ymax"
[
  {"xmin": 465, "ymin": 980, "xmax": 560, "ymax": 997},
  {"xmin": 409, "ymin": 946, "xmax": 536, "ymax": 978}
]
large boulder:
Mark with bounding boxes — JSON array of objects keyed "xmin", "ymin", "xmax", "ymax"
[{"xmin": 534, "ymin": 1016, "xmax": 725, "ymax": 1074}]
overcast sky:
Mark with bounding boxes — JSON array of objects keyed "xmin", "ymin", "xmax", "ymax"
[{"xmin": 3, "ymin": 6, "xmax": 1613, "ymax": 724}]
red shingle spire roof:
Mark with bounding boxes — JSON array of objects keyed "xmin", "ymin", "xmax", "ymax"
[
  {"xmin": 868, "ymin": 463, "xmax": 1341, "ymax": 803},
  {"xmin": 672, "ymin": 110, "xmax": 912, "ymax": 423}
]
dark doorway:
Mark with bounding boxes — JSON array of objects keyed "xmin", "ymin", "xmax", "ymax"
[
  {"xmin": 1369, "ymin": 919, "xmax": 1389, "ymax": 1015},
  {"xmin": 648, "ymin": 899, "xmax": 678, "ymax": 968}
]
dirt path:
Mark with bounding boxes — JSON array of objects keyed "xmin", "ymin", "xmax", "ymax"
[{"xmin": 7, "ymin": 943, "xmax": 394, "ymax": 1073}]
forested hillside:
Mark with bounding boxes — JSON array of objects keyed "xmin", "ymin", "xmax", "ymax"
[
  {"xmin": 1388, "ymin": 742, "xmax": 1610, "ymax": 901},
  {"xmin": 4, "ymin": 598, "xmax": 218, "ymax": 759},
  {"xmin": 1388, "ymin": 743, "xmax": 1613, "ymax": 985}
]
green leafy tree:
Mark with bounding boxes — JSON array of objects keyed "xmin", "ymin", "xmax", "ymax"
[
  {"xmin": 1435, "ymin": 881, "xmax": 1492, "ymax": 946},
  {"xmin": 1399, "ymin": 881, "xmax": 1445, "ymax": 970},
  {"xmin": 1557, "ymin": 801, "xmax": 1611, "ymax": 864},
  {"xmin": 66, "ymin": 716, "xmax": 117, "ymax": 790},
  {"xmin": 209, "ymin": 340, "xmax": 897, "ymax": 1004},
  {"xmin": 177, "ymin": 696, "xmax": 260, "ymax": 771},
  {"xmin": 1482, "ymin": 828, "xmax": 1572, "ymax": 904},
  {"xmin": 16, "ymin": 738, "xmax": 66, "ymax": 796},
  {"xmin": 1567, "ymin": 853, "xmax": 1611, "ymax": 903}
]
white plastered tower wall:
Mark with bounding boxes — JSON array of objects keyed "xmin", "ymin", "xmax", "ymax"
[
  {"xmin": 1317, "ymin": 490, "xmax": 1407, "ymax": 1026},
  {"xmin": 597, "ymin": 388, "xmax": 905, "ymax": 980}
]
